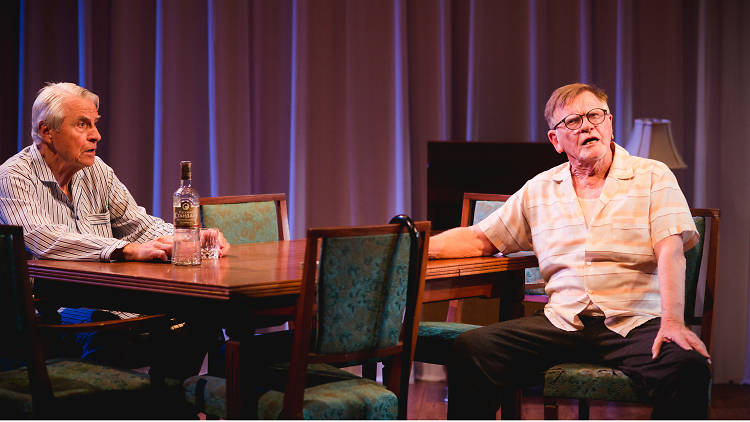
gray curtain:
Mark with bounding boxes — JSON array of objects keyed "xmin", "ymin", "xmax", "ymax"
[{"xmin": 2, "ymin": 0, "xmax": 748, "ymax": 384}]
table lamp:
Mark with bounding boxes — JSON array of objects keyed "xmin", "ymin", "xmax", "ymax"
[{"xmin": 625, "ymin": 118, "xmax": 687, "ymax": 169}]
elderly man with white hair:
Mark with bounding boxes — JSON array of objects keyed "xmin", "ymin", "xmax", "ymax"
[{"xmin": 0, "ymin": 82, "xmax": 228, "ymax": 377}]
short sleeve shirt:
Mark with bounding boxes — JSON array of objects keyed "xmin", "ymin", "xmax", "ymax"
[{"xmin": 478, "ymin": 143, "xmax": 698, "ymax": 336}]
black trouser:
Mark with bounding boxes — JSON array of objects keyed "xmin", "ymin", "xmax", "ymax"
[
  {"xmin": 56, "ymin": 307, "xmax": 219, "ymax": 380},
  {"xmin": 447, "ymin": 315, "xmax": 710, "ymax": 419}
]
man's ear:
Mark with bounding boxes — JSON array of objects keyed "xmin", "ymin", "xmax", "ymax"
[
  {"xmin": 38, "ymin": 122, "xmax": 53, "ymax": 143},
  {"xmin": 548, "ymin": 130, "xmax": 564, "ymax": 154}
]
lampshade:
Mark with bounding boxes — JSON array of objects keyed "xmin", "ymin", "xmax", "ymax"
[{"xmin": 625, "ymin": 118, "xmax": 687, "ymax": 169}]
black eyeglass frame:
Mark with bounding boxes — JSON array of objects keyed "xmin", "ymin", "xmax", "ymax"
[{"xmin": 552, "ymin": 108, "xmax": 609, "ymax": 130}]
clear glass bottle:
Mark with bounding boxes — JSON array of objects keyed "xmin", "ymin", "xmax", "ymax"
[{"xmin": 172, "ymin": 161, "xmax": 201, "ymax": 265}]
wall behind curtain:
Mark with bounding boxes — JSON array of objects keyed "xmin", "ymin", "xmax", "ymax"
[{"xmin": 1, "ymin": 0, "xmax": 747, "ymax": 384}]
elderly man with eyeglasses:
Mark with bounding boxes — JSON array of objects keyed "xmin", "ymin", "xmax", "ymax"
[{"xmin": 429, "ymin": 83, "xmax": 710, "ymax": 419}]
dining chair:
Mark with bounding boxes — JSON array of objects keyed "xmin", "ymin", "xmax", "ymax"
[
  {"xmin": 0, "ymin": 225, "xmax": 174, "ymax": 419},
  {"xmin": 200, "ymin": 193, "xmax": 290, "ymax": 244},
  {"xmin": 415, "ymin": 193, "xmax": 542, "ymax": 366},
  {"xmin": 183, "ymin": 217, "xmax": 431, "ymax": 419},
  {"xmin": 200, "ymin": 193, "xmax": 292, "ymax": 373},
  {"xmin": 541, "ymin": 208, "xmax": 720, "ymax": 419}
]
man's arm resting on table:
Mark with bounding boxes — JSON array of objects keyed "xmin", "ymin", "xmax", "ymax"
[
  {"xmin": 428, "ymin": 225, "xmax": 498, "ymax": 259},
  {"xmin": 651, "ymin": 234, "xmax": 710, "ymax": 363},
  {"xmin": 111, "ymin": 237, "xmax": 174, "ymax": 262}
]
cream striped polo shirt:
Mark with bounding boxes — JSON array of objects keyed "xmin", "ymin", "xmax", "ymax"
[{"xmin": 478, "ymin": 143, "xmax": 698, "ymax": 336}]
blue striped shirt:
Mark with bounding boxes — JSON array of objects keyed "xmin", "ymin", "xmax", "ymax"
[{"xmin": 0, "ymin": 144, "xmax": 173, "ymax": 261}]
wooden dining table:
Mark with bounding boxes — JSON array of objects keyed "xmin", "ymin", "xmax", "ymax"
[
  {"xmin": 29, "ymin": 239, "xmax": 538, "ymax": 310},
  {"xmin": 28, "ymin": 239, "xmax": 538, "ymax": 417}
]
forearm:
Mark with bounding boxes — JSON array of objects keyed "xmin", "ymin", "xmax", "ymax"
[
  {"xmin": 428, "ymin": 225, "xmax": 498, "ymax": 259},
  {"xmin": 655, "ymin": 235, "xmax": 687, "ymax": 323},
  {"xmin": 0, "ymin": 193, "xmax": 126, "ymax": 261},
  {"xmin": 23, "ymin": 225, "xmax": 127, "ymax": 261},
  {"xmin": 651, "ymin": 234, "xmax": 710, "ymax": 360}
]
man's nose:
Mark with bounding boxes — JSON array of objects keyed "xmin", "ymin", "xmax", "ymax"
[
  {"xmin": 89, "ymin": 126, "xmax": 101, "ymax": 142},
  {"xmin": 579, "ymin": 117, "xmax": 595, "ymax": 132}
]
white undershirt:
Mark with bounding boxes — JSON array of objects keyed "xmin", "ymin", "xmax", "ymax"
[{"xmin": 578, "ymin": 196, "xmax": 605, "ymax": 316}]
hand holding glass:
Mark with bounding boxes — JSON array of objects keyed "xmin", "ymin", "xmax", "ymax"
[{"xmin": 201, "ymin": 228, "xmax": 220, "ymax": 260}]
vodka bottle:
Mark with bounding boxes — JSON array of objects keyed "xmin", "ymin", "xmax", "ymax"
[{"xmin": 172, "ymin": 161, "xmax": 201, "ymax": 265}]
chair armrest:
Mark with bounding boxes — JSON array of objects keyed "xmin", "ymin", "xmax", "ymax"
[{"xmin": 37, "ymin": 313, "xmax": 171, "ymax": 333}]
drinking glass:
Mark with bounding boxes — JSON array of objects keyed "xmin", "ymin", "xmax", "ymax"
[{"xmin": 201, "ymin": 228, "xmax": 220, "ymax": 260}]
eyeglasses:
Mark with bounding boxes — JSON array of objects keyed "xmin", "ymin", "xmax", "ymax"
[{"xmin": 552, "ymin": 108, "xmax": 609, "ymax": 130}]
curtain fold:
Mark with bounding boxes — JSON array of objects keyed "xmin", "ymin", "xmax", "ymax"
[{"xmin": 3, "ymin": 0, "xmax": 748, "ymax": 384}]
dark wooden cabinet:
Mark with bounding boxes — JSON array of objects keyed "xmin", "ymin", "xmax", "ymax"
[{"xmin": 427, "ymin": 141, "xmax": 567, "ymax": 230}]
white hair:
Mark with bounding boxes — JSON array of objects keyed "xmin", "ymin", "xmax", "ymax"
[{"xmin": 31, "ymin": 82, "xmax": 99, "ymax": 144}]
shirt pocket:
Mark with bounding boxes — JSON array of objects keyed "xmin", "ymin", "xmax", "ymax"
[{"xmin": 84, "ymin": 212, "xmax": 113, "ymax": 237}]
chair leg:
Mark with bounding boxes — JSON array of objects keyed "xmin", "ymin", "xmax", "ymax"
[
  {"xmin": 578, "ymin": 398, "xmax": 590, "ymax": 419},
  {"xmin": 225, "ymin": 340, "xmax": 242, "ymax": 419},
  {"xmin": 362, "ymin": 362, "xmax": 377, "ymax": 380},
  {"xmin": 543, "ymin": 397, "xmax": 559, "ymax": 420},
  {"xmin": 500, "ymin": 388, "xmax": 522, "ymax": 419}
]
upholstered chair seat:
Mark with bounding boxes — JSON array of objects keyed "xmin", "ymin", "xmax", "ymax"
[
  {"xmin": 543, "ymin": 363, "xmax": 642, "ymax": 403},
  {"xmin": 0, "ymin": 359, "xmax": 153, "ymax": 417}
]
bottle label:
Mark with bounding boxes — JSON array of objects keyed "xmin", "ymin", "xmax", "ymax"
[{"xmin": 174, "ymin": 201, "xmax": 199, "ymax": 228}]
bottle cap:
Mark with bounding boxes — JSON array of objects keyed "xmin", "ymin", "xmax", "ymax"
[{"xmin": 180, "ymin": 161, "xmax": 192, "ymax": 180}]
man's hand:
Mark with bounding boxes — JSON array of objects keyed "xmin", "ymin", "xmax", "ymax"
[
  {"xmin": 200, "ymin": 229, "xmax": 231, "ymax": 257},
  {"xmin": 121, "ymin": 236, "xmax": 173, "ymax": 261},
  {"xmin": 652, "ymin": 318, "xmax": 711, "ymax": 364}
]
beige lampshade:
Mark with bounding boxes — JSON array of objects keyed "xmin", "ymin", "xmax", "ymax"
[{"xmin": 626, "ymin": 118, "xmax": 687, "ymax": 169}]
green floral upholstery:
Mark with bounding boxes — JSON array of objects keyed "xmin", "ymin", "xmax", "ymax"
[
  {"xmin": 314, "ymin": 234, "xmax": 410, "ymax": 354},
  {"xmin": 200, "ymin": 201, "xmax": 279, "ymax": 244},
  {"xmin": 543, "ymin": 363, "xmax": 642, "ymax": 402},
  {"xmin": 684, "ymin": 216, "xmax": 705, "ymax": 323},
  {"xmin": 414, "ymin": 322, "xmax": 481, "ymax": 364},
  {"xmin": 258, "ymin": 378, "xmax": 398, "ymax": 420},
  {"xmin": 472, "ymin": 200, "xmax": 507, "ymax": 225},
  {"xmin": 183, "ymin": 375, "xmax": 227, "ymax": 419},
  {"xmin": 183, "ymin": 363, "xmax": 362, "ymax": 419},
  {"xmin": 0, "ymin": 358, "xmax": 152, "ymax": 418}
]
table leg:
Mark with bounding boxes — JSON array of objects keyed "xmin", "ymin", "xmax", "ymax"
[{"xmin": 497, "ymin": 270, "xmax": 525, "ymax": 321}]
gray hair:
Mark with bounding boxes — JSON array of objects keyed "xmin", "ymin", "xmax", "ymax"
[
  {"xmin": 544, "ymin": 83, "xmax": 608, "ymax": 129},
  {"xmin": 31, "ymin": 82, "xmax": 99, "ymax": 144}
]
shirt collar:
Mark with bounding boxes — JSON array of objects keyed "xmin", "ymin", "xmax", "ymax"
[
  {"xmin": 550, "ymin": 142, "xmax": 634, "ymax": 182},
  {"xmin": 29, "ymin": 143, "xmax": 85, "ymax": 189},
  {"xmin": 30, "ymin": 143, "xmax": 59, "ymax": 184}
]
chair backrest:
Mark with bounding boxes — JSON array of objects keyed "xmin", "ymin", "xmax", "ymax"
[
  {"xmin": 282, "ymin": 219, "xmax": 431, "ymax": 419},
  {"xmin": 0, "ymin": 225, "xmax": 53, "ymax": 415},
  {"xmin": 685, "ymin": 208, "xmax": 720, "ymax": 353},
  {"xmin": 460, "ymin": 192, "xmax": 511, "ymax": 227},
  {"xmin": 200, "ymin": 194, "xmax": 290, "ymax": 244}
]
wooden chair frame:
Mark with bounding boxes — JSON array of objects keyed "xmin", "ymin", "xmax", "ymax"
[
  {"xmin": 200, "ymin": 193, "xmax": 290, "ymax": 241},
  {"xmin": 270, "ymin": 221, "xmax": 430, "ymax": 419},
  {"xmin": 460, "ymin": 192, "xmax": 511, "ymax": 227}
]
